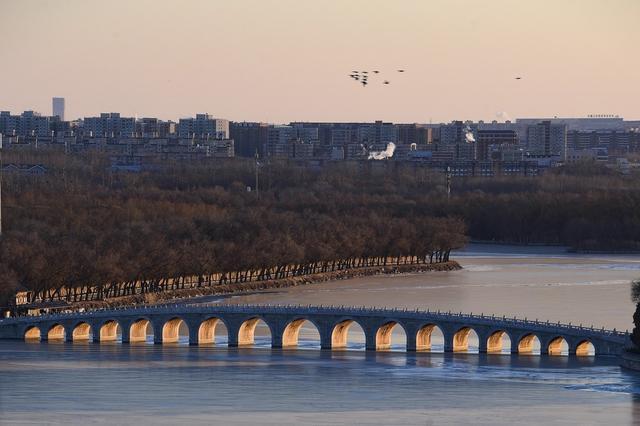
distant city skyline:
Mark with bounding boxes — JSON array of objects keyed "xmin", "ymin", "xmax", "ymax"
[
  {"xmin": 1, "ymin": 0, "xmax": 639, "ymax": 123},
  {"xmin": 2, "ymin": 105, "xmax": 636, "ymax": 126}
]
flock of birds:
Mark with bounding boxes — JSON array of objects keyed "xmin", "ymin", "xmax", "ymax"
[
  {"xmin": 349, "ymin": 69, "xmax": 522, "ymax": 87},
  {"xmin": 348, "ymin": 69, "xmax": 405, "ymax": 87}
]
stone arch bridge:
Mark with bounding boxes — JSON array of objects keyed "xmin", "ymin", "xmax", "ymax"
[{"xmin": 0, "ymin": 304, "xmax": 628, "ymax": 356}]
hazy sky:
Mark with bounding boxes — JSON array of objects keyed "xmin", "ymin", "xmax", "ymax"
[{"xmin": 1, "ymin": 0, "xmax": 638, "ymax": 123}]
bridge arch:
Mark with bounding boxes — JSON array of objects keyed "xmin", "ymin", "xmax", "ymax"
[
  {"xmin": 517, "ymin": 333, "xmax": 541, "ymax": 355},
  {"xmin": 162, "ymin": 317, "xmax": 189, "ymax": 344},
  {"xmin": 576, "ymin": 339, "xmax": 595, "ymax": 356},
  {"xmin": 416, "ymin": 324, "xmax": 445, "ymax": 352},
  {"xmin": 24, "ymin": 325, "xmax": 41, "ymax": 341},
  {"xmin": 375, "ymin": 321, "xmax": 407, "ymax": 351},
  {"xmin": 47, "ymin": 324, "xmax": 66, "ymax": 341},
  {"xmin": 237, "ymin": 316, "xmax": 272, "ymax": 347},
  {"xmin": 72, "ymin": 321, "xmax": 92, "ymax": 342},
  {"xmin": 198, "ymin": 317, "xmax": 229, "ymax": 345},
  {"xmin": 546, "ymin": 336, "xmax": 569, "ymax": 356},
  {"xmin": 282, "ymin": 318, "xmax": 321, "ymax": 348},
  {"xmin": 453, "ymin": 326, "xmax": 479, "ymax": 353},
  {"xmin": 487, "ymin": 329, "xmax": 512, "ymax": 354},
  {"xmin": 129, "ymin": 317, "xmax": 153, "ymax": 343},
  {"xmin": 331, "ymin": 318, "xmax": 366, "ymax": 350},
  {"xmin": 98, "ymin": 320, "xmax": 122, "ymax": 342}
]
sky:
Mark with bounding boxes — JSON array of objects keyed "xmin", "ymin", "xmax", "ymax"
[{"xmin": 0, "ymin": 0, "xmax": 639, "ymax": 123}]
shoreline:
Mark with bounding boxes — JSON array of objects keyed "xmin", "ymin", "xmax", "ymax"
[
  {"xmin": 468, "ymin": 240, "xmax": 640, "ymax": 255},
  {"xmin": 70, "ymin": 261, "xmax": 461, "ymax": 310},
  {"xmin": 620, "ymin": 349, "xmax": 640, "ymax": 372}
]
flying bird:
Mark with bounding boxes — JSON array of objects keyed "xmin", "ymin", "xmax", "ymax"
[
  {"xmin": 373, "ymin": 70, "xmax": 379, "ymax": 74},
  {"xmin": 515, "ymin": 77, "xmax": 522, "ymax": 80},
  {"xmin": 383, "ymin": 80, "xmax": 390, "ymax": 85},
  {"xmin": 397, "ymin": 69, "xmax": 405, "ymax": 73}
]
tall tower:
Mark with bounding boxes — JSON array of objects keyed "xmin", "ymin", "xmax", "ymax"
[{"xmin": 52, "ymin": 97, "xmax": 65, "ymax": 121}]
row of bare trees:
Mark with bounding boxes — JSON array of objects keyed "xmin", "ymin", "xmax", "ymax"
[
  {"xmin": 3, "ymin": 149, "xmax": 638, "ymax": 306},
  {"xmin": 0, "ymin": 151, "xmax": 467, "ymax": 305}
]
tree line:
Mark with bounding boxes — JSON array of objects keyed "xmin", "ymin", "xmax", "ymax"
[
  {"xmin": 1, "ymin": 149, "xmax": 639, "ymax": 306},
  {"xmin": 0, "ymin": 151, "xmax": 466, "ymax": 306}
]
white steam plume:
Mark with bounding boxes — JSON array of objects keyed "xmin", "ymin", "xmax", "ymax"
[
  {"xmin": 368, "ymin": 142, "xmax": 396, "ymax": 160},
  {"xmin": 496, "ymin": 111, "xmax": 512, "ymax": 122},
  {"xmin": 464, "ymin": 126, "xmax": 475, "ymax": 143}
]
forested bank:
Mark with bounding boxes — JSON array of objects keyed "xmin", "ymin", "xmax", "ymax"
[
  {"xmin": 0, "ymin": 151, "xmax": 466, "ymax": 306},
  {"xmin": 1, "ymin": 150, "xmax": 638, "ymax": 306},
  {"xmin": 449, "ymin": 166, "xmax": 640, "ymax": 249}
]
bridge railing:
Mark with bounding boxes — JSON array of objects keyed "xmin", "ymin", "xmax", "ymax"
[{"xmin": 0, "ymin": 303, "xmax": 629, "ymax": 338}]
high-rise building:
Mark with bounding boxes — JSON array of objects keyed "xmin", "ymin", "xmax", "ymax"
[
  {"xmin": 134, "ymin": 118, "xmax": 175, "ymax": 138},
  {"xmin": 178, "ymin": 114, "xmax": 229, "ymax": 139},
  {"xmin": 229, "ymin": 122, "xmax": 269, "ymax": 157},
  {"xmin": 52, "ymin": 97, "xmax": 65, "ymax": 121},
  {"xmin": 83, "ymin": 113, "xmax": 136, "ymax": 138},
  {"xmin": 566, "ymin": 130, "xmax": 639, "ymax": 154},
  {"xmin": 476, "ymin": 130, "xmax": 519, "ymax": 161},
  {"xmin": 439, "ymin": 121, "xmax": 478, "ymax": 145},
  {"xmin": 330, "ymin": 128, "xmax": 353, "ymax": 146},
  {"xmin": 438, "ymin": 121, "xmax": 478, "ymax": 160},
  {"xmin": 0, "ymin": 111, "xmax": 53, "ymax": 137},
  {"xmin": 527, "ymin": 121, "xmax": 567, "ymax": 158},
  {"xmin": 515, "ymin": 116, "xmax": 625, "ymax": 144},
  {"xmin": 357, "ymin": 121, "xmax": 398, "ymax": 144},
  {"xmin": 398, "ymin": 124, "xmax": 432, "ymax": 146}
]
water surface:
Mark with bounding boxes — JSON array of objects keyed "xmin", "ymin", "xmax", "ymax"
[{"xmin": 2, "ymin": 245, "xmax": 640, "ymax": 425}]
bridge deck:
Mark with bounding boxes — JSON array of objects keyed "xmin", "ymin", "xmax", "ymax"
[{"xmin": 0, "ymin": 304, "xmax": 629, "ymax": 356}]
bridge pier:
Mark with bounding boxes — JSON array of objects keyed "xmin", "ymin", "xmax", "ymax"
[
  {"xmin": 271, "ymin": 334, "xmax": 283, "ymax": 349},
  {"xmin": 406, "ymin": 333, "xmax": 417, "ymax": 352},
  {"xmin": 153, "ymin": 318, "xmax": 168, "ymax": 345},
  {"xmin": 314, "ymin": 321, "xmax": 333, "ymax": 350},
  {"xmin": 478, "ymin": 335, "xmax": 488, "ymax": 354},
  {"xmin": 121, "ymin": 324, "xmax": 131, "ymax": 344},
  {"xmin": 444, "ymin": 337, "xmax": 454, "ymax": 352},
  {"xmin": 320, "ymin": 330, "xmax": 332, "ymax": 350},
  {"xmin": 269, "ymin": 319, "xmax": 286, "ymax": 348},
  {"xmin": 188, "ymin": 326, "xmax": 200, "ymax": 346},
  {"xmin": 510, "ymin": 337, "xmax": 520, "ymax": 354},
  {"xmin": 65, "ymin": 326, "xmax": 74, "ymax": 343},
  {"xmin": 365, "ymin": 327, "xmax": 377, "ymax": 351},
  {"xmin": 226, "ymin": 322, "xmax": 241, "ymax": 347}
]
